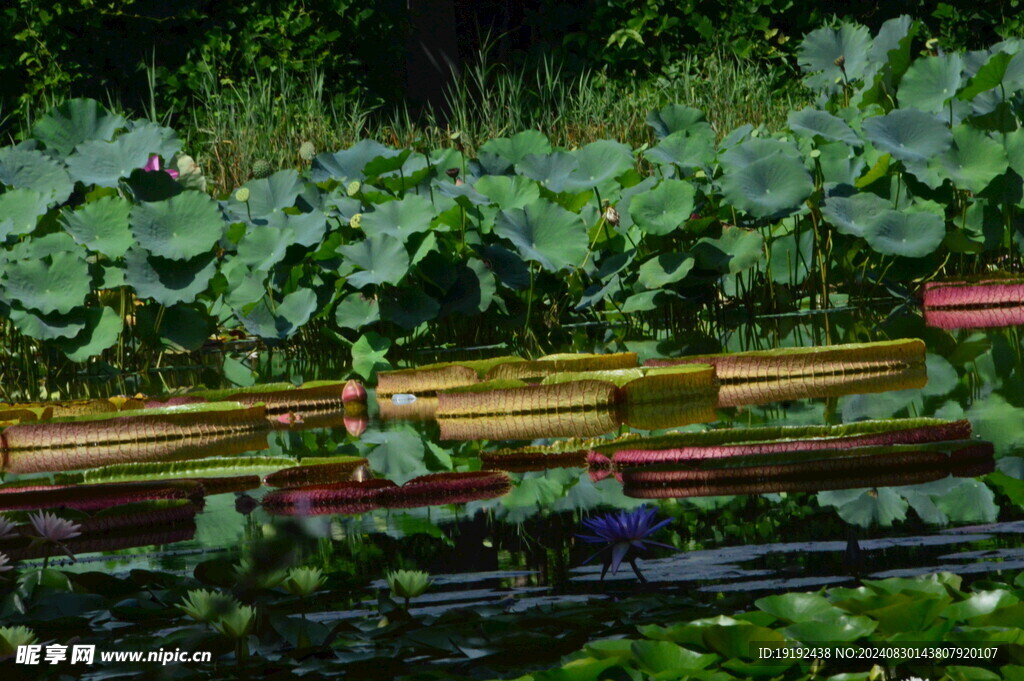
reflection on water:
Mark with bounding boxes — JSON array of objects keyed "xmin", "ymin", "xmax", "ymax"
[{"xmin": 2, "ymin": 306, "xmax": 1024, "ymax": 605}]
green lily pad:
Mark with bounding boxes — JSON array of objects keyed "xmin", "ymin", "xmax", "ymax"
[
  {"xmin": 340, "ymin": 235, "xmax": 411, "ymax": 287},
  {"xmin": 630, "ymin": 179, "xmax": 697, "ymax": 235},
  {"xmin": 863, "ymin": 209, "xmax": 945, "ymax": 258},
  {"xmin": 631, "ymin": 640, "xmax": 717, "ymax": 674},
  {"xmin": 861, "ymin": 110, "xmax": 953, "ymax": 164},
  {"xmin": 31, "ymin": 98, "xmax": 125, "ymax": 157},
  {"xmin": 130, "ymin": 192, "xmax": 225, "ymax": 260},
  {"xmin": 694, "ymin": 226, "xmax": 765, "ymax": 274},
  {"xmin": 782, "ymin": 615, "xmax": 877, "ymax": 642},
  {"xmin": 720, "ymin": 138, "xmax": 803, "ymax": 174},
  {"xmin": 238, "ymin": 289, "xmax": 317, "ymax": 340},
  {"xmin": 479, "ymin": 130, "xmax": 552, "ymax": 164},
  {"xmin": 334, "ymin": 293, "xmax": 380, "ymax": 329},
  {"xmin": 360, "ymin": 194, "xmax": 435, "ymax": 242},
  {"xmin": 54, "ymin": 305, "xmax": 123, "ymax": 361},
  {"xmin": 1, "ymin": 250, "xmax": 90, "ymax": 314},
  {"xmin": 638, "ymin": 253, "xmax": 695, "ymax": 289},
  {"xmin": 958, "ymin": 51, "xmax": 1024, "ymax": 101},
  {"xmin": 817, "ymin": 487, "xmax": 909, "ymax": 527},
  {"xmin": 799, "ymin": 22, "xmax": 873, "ymax": 93},
  {"xmin": 719, "ymin": 154, "xmax": 813, "ymax": 218},
  {"xmin": 788, "ymin": 109, "xmax": 860, "ymax": 146},
  {"xmin": 756, "ymin": 593, "xmax": 838, "ymax": 622},
  {"xmin": 61, "ymin": 195, "xmax": 134, "ymax": 258},
  {"xmin": 0, "ymin": 147, "xmax": 74, "ymax": 205},
  {"xmin": 898, "ymin": 53, "xmax": 963, "ymax": 112},
  {"xmin": 494, "ymin": 198, "xmax": 588, "ymax": 272},
  {"xmin": 821, "ymin": 192, "xmax": 891, "ymax": 237},
  {"xmin": 125, "ymin": 248, "xmax": 218, "ymax": 306},
  {"xmin": 474, "ymin": 175, "xmax": 540, "ymax": 210}
]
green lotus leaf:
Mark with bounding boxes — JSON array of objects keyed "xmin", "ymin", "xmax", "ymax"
[
  {"xmin": 435, "ymin": 180, "xmax": 489, "ymax": 207},
  {"xmin": 136, "ymin": 302, "xmax": 213, "ymax": 351},
  {"xmin": 475, "ymin": 245, "xmax": 530, "ymax": 289},
  {"xmin": 0, "ymin": 188, "xmax": 49, "ymax": 237},
  {"xmin": 479, "ymin": 130, "xmax": 552, "ymax": 164},
  {"xmin": 219, "ymin": 259, "xmax": 266, "ymax": 309},
  {"xmin": 630, "ymin": 179, "xmax": 696, "ymax": 235},
  {"xmin": 284, "ymin": 209, "xmax": 327, "ymax": 247},
  {"xmin": 798, "ymin": 22, "xmax": 873, "ymax": 92},
  {"xmin": 563, "ymin": 140, "xmax": 634, "ymax": 191},
  {"xmin": 7, "ymin": 231, "xmax": 80, "ymax": 258},
  {"xmin": 352, "ymin": 331, "xmax": 391, "ymax": 380},
  {"xmin": 719, "ymin": 154, "xmax": 813, "ymax": 218},
  {"xmin": 787, "ymin": 109, "xmax": 860, "ymax": 146},
  {"xmin": 1004, "ymin": 127, "xmax": 1024, "ymax": 176},
  {"xmin": 130, "ymin": 191, "xmax": 225, "ymax": 260},
  {"xmin": 693, "ymin": 225, "xmax": 765, "ymax": 274},
  {"xmin": 474, "ymin": 175, "xmax": 540, "ymax": 210},
  {"xmin": 820, "ymin": 192, "xmax": 891, "ymax": 237},
  {"xmin": 929, "ymin": 125, "xmax": 1008, "ymax": 194},
  {"xmin": 31, "ymin": 98, "xmax": 125, "ymax": 157},
  {"xmin": 8, "ymin": 306, "xmax": 88, "ymax": 340},
  {"xmin": 439, "ymin": 260, "xmax": 493, "ymax": 315},
  {"xmin": 769, "ymin": 228, "xmax": 813, "ymax": 285},
  {"xmin": 861, "ymin": 110, "xmax": 952, "ymax": 164},
  {"xmin": 126, "ymin": 121, "xmax": 182, "ymax": 161},
  {"xmin": 614, "ymin": 176, "xmax": 657, "ymax": 230},
  {"xmin": 229, "ymin": 170, "xmax": 304, "ymax": 217},
  {"xmin": 816, "ymin": 141, "xmax": 867, "ymax": 186},
  {"xmin": 1, "ymin": 251, "xmax": 90, "ymax": 314},
  {"xmin": 380, "ymin": 288, "xmax": 441, "ymax": 329},
  {"xmin": 334, "ymin": 293, "xmax": 380, "ymax": 329},
  {"xmin": 66, "ymin": 124, "xmax": 179, "ymax": 187},
  {"xmin": 125, "ymin": 248, "xmax": 218, "ymax": 305},
  {"xmin": 494, "ymin": 199, "xmax": 588, "ymax": 272},
  {"xmin": 238, "ymin": 289, "xmax": 317, "ymax": 340},
  {"xmin": 515, "ymin": 151, "xmax": 578, "ymax": 192},
  {"xmin": 0, "ymin": 147, "xmax": 74, "ymax": 205},
  {"xmin": 720, "ymin": 138, "xmax": 802, "ymax": 174},
  {"xmin": 817, "ymin": 487, "xmax": 908, "ymax": 527},
  {"xmin": 898, "ymin": 53, "xmax": 963, "ymax": 112},
  {"xmin": 237, "ymin": 224, "xmax": 296, "ymax": 271},
  {"xmin": 783, "ymin": 616, "xmax": 878, "ymax": 643},
  {"xmin": 61, "ymin": 195, "xmax": 133, "ymax": 258},
  {"xmin": 637, "ymin": 252, "xmax": 695, "ymax": 289},
  {"xmin": 644, "ymin": 131, "xmax": 716, "ymax": 170},
  {"xmin": 340, "ymin": 235, "xmax": 411, "ymax": 287},
  {"xmin": 863, "ymin": 209, "xmax": 945, "ymax": 258},
  {"xmin": 362, "ymin": 148, "xmax": 412, "ymax": 177},
  {"xmin": 958, "ymin": 51, "xmax": 1024, "ymax": 101},
  {"xmin": 360, "ymin": 194, "xmax": 434, "ymax": 242},
  {"xmin": 311, "ymin": 139, "xmax": 390, "ymax": 182},
  {"xmin": 645, "ymin": 104, "xmax": 713, "ymax": 140},
  {"xmin": 56, "ymin": 306, "xmax": 123, "ymax": 361}
]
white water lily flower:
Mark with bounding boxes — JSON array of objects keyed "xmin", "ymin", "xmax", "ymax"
[
  {"xmin": 0, "ymin": 552, "xmax": 13, "ymax": 573},
  {"xmin": 0, "ymin": 515, "xmax": 17, "ymax": 540},
  {"xmin": 28, "ymin": 511, "xmax": 82, "ymax": 543}
]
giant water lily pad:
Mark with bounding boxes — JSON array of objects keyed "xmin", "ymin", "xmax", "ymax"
[
  {"xmin": 125, "ymin": 249, "xmax": 218, "ymax": 306},
  {"xmin": 861, "ymin": 110, "xmax": 953, "ymax": 164},
  {"xmin": 799, "ymin": 22, "xmax": 873, "ymax": 92},
  {"xmin": 898, "ymin": 53, "xmax": 963, "ymax": 113},
  {"xmin": 1, "ymin": 251, "xmax": 90, "ymax": 314},
  {"xmin": 340, "ymin": 235, "xmax": 411, "ymax": 287},
  {"xmin": 494, "ymin": 199, "xmax": 588, "ymax": 272},
  {"xmin": 31, "ymin": 98, "xmax": 125, "ymax": 157},
  {"xmin": 130, "ymin": 192, "xmax": 225, "ymax": 260},
  {"xmin": 61, "ymin": 195, "xmax": 133, "ymax": 258},
  {"xmin": 0, "ymin": 147, "xmax": 74, "ymax": 205},
  {"xmin": 359, "ymin": 194, "xmax": 434, "ymax": 242},
  {"xmin": 719, "ymin": 155, "xmax": 813, "ymax": 218},
  {"xmin": 630, "ymin": 180, "xmax": 696, "ymax": 235},
  {"xmin": 863, "ymin": 209, "xmax": 946, "ymax": 258}
]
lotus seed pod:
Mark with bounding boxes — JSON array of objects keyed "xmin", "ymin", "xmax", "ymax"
[
  {"xmin": 342, "ymin": 379, "xmax": 367, "ymax": 404},
  {"xmin": 299, "ymin": 141, "xmax": 316, "ymax": 161},
  {"xmin": 235, "ymin": 188, "xmax": 251, "ymax": 202},
  {"xmin": 346, "ymin": 180, "xmax": 361, "ymax": 196},
  {"xmin": 175, "ymin": 154, "xmax": 198, "ymax": 175},
  {"xmin": 252, "ymin": 159, "xmax": 273, "ymax": 179},
  {"xmin": 350, "ymin": 213, "xmax": 362, "ymax": 229}
]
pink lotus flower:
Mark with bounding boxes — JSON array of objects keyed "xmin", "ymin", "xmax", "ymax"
[
  {"xmin": 342, "ymin": 380, "xmax": 367, "ymax": 404},
  {"xmin": 274, "ymin": 412, "xmax": 304, "ymax": 425},
  {"xmin": 143, "ymin": 155, "xmax": 180, "ymax": 180}
]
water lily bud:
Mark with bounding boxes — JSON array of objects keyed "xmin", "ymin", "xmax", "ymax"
[
  {"xmin": 346, "ymin": 180, "xmax": 361, "ymax": 196},
  {"xmin": 350, "ymin": 213, "xmax": 362, "ymax": 229},
  {"xmin": 386, "ymin": 569, "xmax": 432, "ymax": 600},
  {"xmin": 235, "ymin": 188, "xmax": 251, "ymax": 202},
  {"xmin": 342, "ymin": 379, "xmax": 367, "ymax": 404}
]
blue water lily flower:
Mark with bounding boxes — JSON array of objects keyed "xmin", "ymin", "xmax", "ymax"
[{"xmin": 576, "ymin": 505, "xmax": 675, "ymax": 582}]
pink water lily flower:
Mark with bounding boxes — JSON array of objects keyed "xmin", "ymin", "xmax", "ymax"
[{"xmin": 143, "ymin": 155, "xmax": 180, "ymax": 180}]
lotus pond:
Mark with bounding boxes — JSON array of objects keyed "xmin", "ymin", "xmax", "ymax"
[{"xmin": 2, "ymin": 301, "xmax": 1024, "ymax": 680}]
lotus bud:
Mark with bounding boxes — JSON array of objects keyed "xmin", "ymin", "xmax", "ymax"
[
  {"xmin": 350, "ymin": 213, "xmax": 363, "ymax": 229},
  {"xmin": 299, "ymin": 141, "xmax": 316, "ymax": 161},
  {"xmin": 235, "ymin": 187, "xmax": 251, "ymax": 202},
  {"xmin": 833, "ymin": 55, "xmax": 846, "ymax": 69},
  {"xmin": 342, "ymin": 379, "xmax": 367, "ymax": 404},
  {"xmin": 344, "ymin": 414, "xmax": 369, "ymax": 437},
  {"xmin": 603, "ymin": 205, "xmax": 620, "ymax": 226},
  {"xmin": 346, "ymin": 180, "xmax": 361, "ymax": 196}
]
